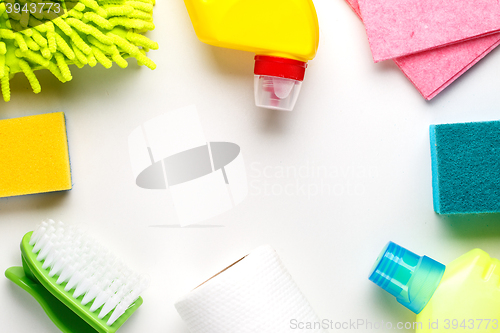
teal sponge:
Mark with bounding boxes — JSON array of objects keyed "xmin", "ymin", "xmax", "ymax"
[{"xmin": 430, "ymin": 121, "xmax": 500, "ymax": 214}]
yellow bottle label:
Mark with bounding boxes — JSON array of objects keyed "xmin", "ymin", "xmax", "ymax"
[
  {"xmin": 417, "ymin": 249, "xmax": 500, "ymax": 332},
  {"xmin": 184, "ymin": 0, "xmax": 319, "ymax": 61}
]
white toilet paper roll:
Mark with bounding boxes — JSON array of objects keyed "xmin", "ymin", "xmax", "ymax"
[{"xmin": 175, "ymin": 245, "xmax": 325, "ymax": 333}]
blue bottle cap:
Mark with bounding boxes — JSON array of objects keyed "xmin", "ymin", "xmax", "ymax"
[{"xmin": 369, "ymin": 242, "xmax": 446, "ymax": 314}]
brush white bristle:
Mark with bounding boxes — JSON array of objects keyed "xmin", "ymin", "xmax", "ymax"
[{"xmin": 29, "ymin": 220, "xmax": 149, "ymax": 326}]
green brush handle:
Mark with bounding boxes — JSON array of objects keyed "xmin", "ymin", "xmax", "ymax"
[{"xmin": 5, "ymin": 265, "xmax": 99, "ymax": 333}]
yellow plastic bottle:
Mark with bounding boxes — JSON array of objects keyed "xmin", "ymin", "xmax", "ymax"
[
  {"xmin": 183, "ymin": 0, "xmax": 320, "ymax": 111},
  {"xmin": 370, "ymin": 242, "xmax": 500, "ymax": 332}
]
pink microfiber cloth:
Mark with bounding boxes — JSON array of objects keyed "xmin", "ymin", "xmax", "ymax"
[
  {"xmin": 345, "ymin": 0, "xmax": 500, "ymax": 100},
  {"xmin": 395, "ymin": 36, "xmax": 500, "ymax": 100},
  {"xmin": 357, "ymin": 0, "xmax": 500, "ymax": 62}
]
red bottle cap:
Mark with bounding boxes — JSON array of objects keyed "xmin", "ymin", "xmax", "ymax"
[{"xmin": 254, "ymin": 56, "xmax": 307, "ymax": 81}]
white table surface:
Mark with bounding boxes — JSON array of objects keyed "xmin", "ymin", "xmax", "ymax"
[{"xmin": 2, "ymin": 0, "xmax": 500, "ymax": 332}]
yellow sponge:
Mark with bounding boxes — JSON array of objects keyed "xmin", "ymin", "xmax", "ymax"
[{"xmin": 0, "ymin": 112, "xmax": 72, "ymax": 198}]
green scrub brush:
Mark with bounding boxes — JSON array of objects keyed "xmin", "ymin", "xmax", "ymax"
[
  {"xmin": 0, "ymin": 0, "xmax": 158, "ymax": 102},
  {"xmin": 5, "ymin": 219, "xmax": 149, "ymax": 333}
]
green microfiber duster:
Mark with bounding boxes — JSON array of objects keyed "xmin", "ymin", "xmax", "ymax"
[{"xmin": 0, "ymin": 0, "xmax": 158, "ymax": 101}]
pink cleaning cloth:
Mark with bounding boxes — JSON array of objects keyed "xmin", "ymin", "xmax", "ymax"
[
  {"xmin": 345, "ymin": 0, "xmax": 500, "ymax": 100},
  {"xmin": 346, "ymin": 0, "xmax": 362, "ymax": 16},
  {"xmin": 357, "ymin": 0, "xmax": 500, "ymax": 62},
  {"xmin": 395, "ymin": 36, "xmax": 500, "ymax": 100}
]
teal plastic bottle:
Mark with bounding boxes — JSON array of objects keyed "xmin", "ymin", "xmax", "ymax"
[{"xmin": 369, "ymin": 242, "xmax": 500, "ymax": 332}]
